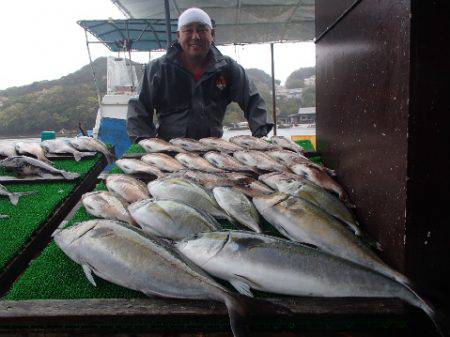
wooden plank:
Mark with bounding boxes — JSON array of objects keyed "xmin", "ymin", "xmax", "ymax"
[
  {"xmin": 46, "ymin": 152, "xmax": 97, "ymax": 159},
  {"xmin": 0, "ymin": 174, "xmax": 77, "ymax": 183},
  {"xmin": 0, "ymin": 157, "xmax": 107, "ymax": 297}
]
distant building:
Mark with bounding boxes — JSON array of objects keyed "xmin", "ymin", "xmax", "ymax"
[
  {"xmin": 284, "ymin": 107, "xmax": 316, "ymax": 124},
  {"xmin": 304, "ymin": 75, "xmax": 316, "ymax": 86},
  {"xmin": 276, "ymin": 87, "xmax": 302, "ymax": 99}
]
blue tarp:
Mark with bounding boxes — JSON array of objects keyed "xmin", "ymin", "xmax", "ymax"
[{"xmin": 78, "ymin": 19, "xmax": 178, "ymax": 52}]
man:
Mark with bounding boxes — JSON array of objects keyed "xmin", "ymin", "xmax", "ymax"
[{"xmin": 127, "ymin": 7, "xmax": 273, "ymax": 142}]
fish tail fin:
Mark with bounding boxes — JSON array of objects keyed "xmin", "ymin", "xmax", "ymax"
[
  {"xmin": 8, "ymin": 193, "xmax": 20, "ymax": 206},
  {"xmin": 61, "ymin": 171, "xmax": 80, "ymax": 180},
  {"xmin": 73, "ymin": 151, "xmax": 83, "ymax": 162},
  {"xmin": 105, "ymin": 151, "xmax": 116, "ymax": 165}
]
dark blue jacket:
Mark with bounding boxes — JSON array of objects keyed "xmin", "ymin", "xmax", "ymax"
[{"xmin": 127, "ymin": 42, "xmax": 272, "ymax": 142}]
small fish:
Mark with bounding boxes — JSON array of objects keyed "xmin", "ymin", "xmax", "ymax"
[
  {"xmin": 270, "ymin": 136, "xmax": 304, "ymax": 154},
  {"xmin": 42, "ymin": 139, "xmax": 91, "ymax": 162},
  {"xmin": 82, "ymin": 191, "xmax": 136, "ymax": 226},
  {"xmin": 233, "ymin": 150, "xmax": 287, "ymax": 172},
  {"xmin": 15, "ymin": 141, "xmax": 52, "ymax": 164},
  {"xmin": 170, "ymin": 138, "xmax": 211, "ymax": 152},
  {"xmin": 128, "ymin": 198, "xmax": 222, "ymax": 240},
  {"xmin": 0, "ymin": 142, "xmax": 17, "ymax": 158},
  {"xmin": 0, "ymin": 156, "xmax": 79, "ymax": 180},
  {"xmin": 69, "ymin": 136, "xmax": 115, "ymax": 164},
  {"xmin": 167, "ymin": 170, "xmax": 235, "ymax": 190},
  {"xmin": 141, "ymin": 153, "xmax": 184, "ymax": 172},
  {"xmin": 199, "ymin": 137, "xmax": 244, "ymax": 153},
  {"xmin": 115, "ymin": 159, "xmax": 165, "ymax": 179},
  {"xmin": 176, "ymin": 153, "xmax": 225, "ymax": 173},
  {"xmin": 224, "ymin": 173, "xmax": 274, "ymax": 197},
  {"xmin": 290, "ymin": 163, "xmax": 349, "ymax": 202},
  {"xmin": 213, "ymin": 187, "xmax": 262, "ymax": 233},
  {"xmin": 204, "ymin": 152, "xmax": 257, "ymax": 173},
  {"xmin": 268, "ymin": 150, "xmax": 335, "ymax": 176},
  {"xmin": 0, "ymin": 183, "xmax": 35, "ymax": 206},
  {"xmin": 229, "ymin": 135, "xmax": 279, "ymax": 151},
  {"xmin": 105, "ymin": 174, "xmax": 150, "ymax": 204},
  {"xmin": 148, "ymin": 177, "xmax": 232, "ymax": 221},
  {"xmin": 139, "ymin": 138, "xmax": 187, "ymax": 153}
]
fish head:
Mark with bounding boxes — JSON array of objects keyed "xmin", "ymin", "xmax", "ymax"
[
  {"xmin": 252, "ymin": 192, "xmax": 289, "ymax": 212},
  {"xmin": 0, "ymin": 156, "xmax": 22, "ymax": 169},
  {"xmin": 175, "ymin": 231, "xmax": 231, "ymax": 265},
  {"xmin": 127, "ymin": 198, "xmax": 153, "ymax": 214}
]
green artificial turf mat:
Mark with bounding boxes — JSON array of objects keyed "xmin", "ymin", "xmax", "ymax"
[
  {"xmin": 0, "ymin": 155, "xmax": 101, "ymax": 271},
  {"xmin": 295, "ymin": 139, "xmax": 315, "ymax": 152},
  {"xmin": 126, "ymin": 143, "xmax": 145, "ymax": 154}
]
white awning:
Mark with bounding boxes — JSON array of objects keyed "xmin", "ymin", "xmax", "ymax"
[{"xmin": 111, "ymin": 0, "xmax": 315, "ymax": 45}]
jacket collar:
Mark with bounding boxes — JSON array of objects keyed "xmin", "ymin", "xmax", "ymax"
[{"xmin": 164, "ymin": 41, "xmax": 227, "ymax": 72}]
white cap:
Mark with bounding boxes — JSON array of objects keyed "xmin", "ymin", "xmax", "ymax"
[{"xmin": 177, "ymin": 8, "xmax": 212, "ymax": 31}]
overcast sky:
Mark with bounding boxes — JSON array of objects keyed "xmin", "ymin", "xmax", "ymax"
[{"xmin": 0, "ymin": 0, "xmax": 315, "ymax": 90}]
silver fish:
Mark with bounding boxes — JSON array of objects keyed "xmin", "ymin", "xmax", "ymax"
[
  {"xmin": 54, "ymin": 220, "xmax": 255, "ymax": 337},
  {"xmin": 213, "ymin": 187, "xmax": 261, "ymax": 233},
  {"xmin": 0, "ymin": 183, "xmax": 35, "ymax": 206},
  {"xmin": 0, "ymin": 156, "xmax": 79, "ymax": 180},
  {"xmin": 141, "ymin": 153, "xmax": 184, "ymax": 172},
  {"xmin": 233, "ymin": 151, "xmax": 287, "ymax": 172},
  {"xmin": 224, "ymin": 173, "xmax": 274, "ymax": 197},
  {"xmin": 69, "ymin": 136, "xmax": 115, "ymax": 164},
  {"xmin": 204, "ymin": 152, "xmax": 257, "ymax": 173},
  {"xmin": 175, "ymin": 153, "xmax": 225, "ymax": 173},
  {"xmin": 259, "ymin": 172, "xmax": 358, "ymax": 234},
  {"xmin": 167, "ymin": 170, "xmax": 235, "ymax": 190},
  {"xmin": 82, "ymin": 191, "xmax": 135, "ymax": 226},
  {"xmin": 0, "ymin": 142, "xmax": 17, "ymax": 158},
  {"xmin": 252, "ymin": 192, "xmax": 408, "ymax": 286},
  {"xmin": 268, "ymin": 150, "xmax": 335, "ymax": 176},
  {"xmin": 270, "ymin": 136, "xmax": 304, "ymax": 154},
  {"xmin": 105, "ymin": 174, "xmax": 150, "ymax": 204},
  {"xmin": 175, "ymin": 231, "xmax": 442, "ymax": 336},
  {"xmin": 41, "ymin": 139, "xmax": 91, "ymax": 162},
  {"xmin": 15, "ymin": 141, "xmax": 51, "ymax": 164},
  {"xmin": 170, "ymin": 138, "xmax": 211, "ymax": 152},
  {"xmin": 139, "ymin": 138, "xmax": 186, "ymax": 153},
  {"xmin": 229, "ymin": 135, "xmax": 279, "ymax": 151},
  {"xmin": 128, "ymin": 198, "xmax": 222, "ymax": 240},
  {"xmin": 115, "ymin": 159, "xmax": 165, "ymax": 178},
  {"xmin": 199, "ymin": 137, "xmax": 244, "ymax": 153},
  {"xmin": 148, "ymin": 178, "xmax": 232, "ymax": 221},
  {"xmin": 290, "ymin": 163, "xmax": 349, "ymax": 203}
]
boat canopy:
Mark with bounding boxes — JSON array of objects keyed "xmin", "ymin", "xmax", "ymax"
[
  {"xmin": 78, "ymin": 19, "xmax": 177, "ymax": 52},
  {"xmin": 110, "ymin": 0, "xmax": 315, "ymax": 45}
]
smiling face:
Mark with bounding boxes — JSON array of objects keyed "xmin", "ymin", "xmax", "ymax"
[{"xmin": 177, "ymin": 22, "xmax": 214, "ymax": 62}]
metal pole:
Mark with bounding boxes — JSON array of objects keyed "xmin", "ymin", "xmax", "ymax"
[
  {"xmin": 84, "ymin": 29, "xmax": 102, "ymax": 106},
  {"xmin": 164, "ymin": 0, "xmax": 172, "ymax": 49},
  {"xmin": 270, "ymin": 43, "xmax": 277, "ymax": 136}
]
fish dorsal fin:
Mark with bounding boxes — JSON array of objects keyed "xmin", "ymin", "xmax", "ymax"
[
  {"xmin": 296, "ymin": 241, "xmax": 319, "ymax": 250},
  {"xmin": 230, "ymin": 277, "xmax": 254, "ymax": 297},
  {"xmin": 233, "ymin": 237, "xmax": 267, "ymax": 250},
  {"xmin": 82, "ymin": 264, "xmax": 97, "ymax": 287}
]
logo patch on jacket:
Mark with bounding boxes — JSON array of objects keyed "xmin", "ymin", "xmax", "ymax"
[{"xmin": 216, "ymin": 75, "xmax": 227, "ymax": 90}]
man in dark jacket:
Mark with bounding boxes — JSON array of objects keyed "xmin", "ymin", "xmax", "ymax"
[{"xmin": 127, "ymin": 7, "xmax": 273, "ymax": 142}]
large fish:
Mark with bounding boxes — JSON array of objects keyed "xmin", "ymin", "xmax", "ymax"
[
  {"xmin": 139, "ymin": 138, "xmax": 186, "ymax": 153},
  {"xmin": 268, "ymin": 150, "xmax": 335, "ymax": 176},
  {"xmin": 204, "ymin": 152, "xmax": 257, "ymax": 173},
  {"xmin": 128, "ymin": 198, "xmax": 222, "ymax": 240},
  {"xmin": 54, "ymin": 220, "xmax": 269, "ymax": 337},
  {"xmin": 252, "ymin": 192, "xmax": 407, "ymax": 286},
  {"xmin": 0, "ymin": 156, "xmax": 79, "ymax": 180},
  {"xmin": 270, "ymin": 136, "xmax": 304, "ymax": 154},
  {"xmin": 0, "ymin": 183, "xmax": 35, "ymax": 206},
  {"xmin": 167, "ymin": 170, "xmax": 235, "ymax": 190},
  {"xmin": 175, "ymin": 231, "xmax": 444, "ymax": 336},
  {"xmin": 69, "ymin": 136, "xmax": 115, "ymax": 164},
  {"xmin": 0, "ymin": 142, "xmax": 17, "ymax": 158},
  {"xmin": 229, "ymin": 135, "xmax": 279, "ymax": 151},
  {"xmin": 15, "ymin": 141, "xmax": 52, "ymax": 164},
  {"xmin": 290, "ymin": 163, "xmax": 349, "ymax": 203},
  {"xmin": 259, "ymin": 172, "xmax": 358, "ymax": 234},
  {"xmin": 170, "ymin": 138, "xmax": 211, "ymax": 152},
  {"xmin": 224, "ymin": 173, "xmax": 274, "ymax": 197},
  {"xmin": 148, "ymin": 178, "xmax": 232, "ymax": 221},
  {"xmin": 42, "ymin": 139, "xmax": 91, "ymax": 162},
  {"xmin": 115, "ymin": 159, "xmax": 165, "ymax": 179},
  {"xmin": 105, "ymin": 174, "xmax": 150, "ymax": 204},
  {"xmin": 175, "ymin": 153, "xmax": 225, "ymax": 173},
  {"xmin": 82, "ymin": 191, "xmax": 135, "ymax": 226},
  {"xmin": 213, "ymin": 187, "xmax": 261, "ymax": 233},
  {"xmin": 199, "ymin": 137, "xmax": 244, "ymax": 153},
  {"xmin": 141, "ymin": 153, "xmax": 184, "ymax": 172},
  {"xmin": 233, "ymin": 150, "xmax": 287, "ymax": 172}
]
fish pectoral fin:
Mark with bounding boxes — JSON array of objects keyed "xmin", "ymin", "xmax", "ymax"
[
  {"xmin": 230, "ymin": 274, "xmax": 257, "ymax": 297},
  {"xmin": 82, "ymin": 264, "xmax": 97, "ymax": 287},
  {"xmin": 296, "ymin": 241, "xmax": 319, "ymax": 250}
]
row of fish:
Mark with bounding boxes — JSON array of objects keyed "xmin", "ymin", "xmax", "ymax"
[{"xmin": 0, "ymin": 136, "xmax": 114, "ymax": 164}]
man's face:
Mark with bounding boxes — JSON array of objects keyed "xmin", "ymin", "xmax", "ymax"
[{"xmin": 177, "ymin": 22, "xmax": 214, "ymax": 61}]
